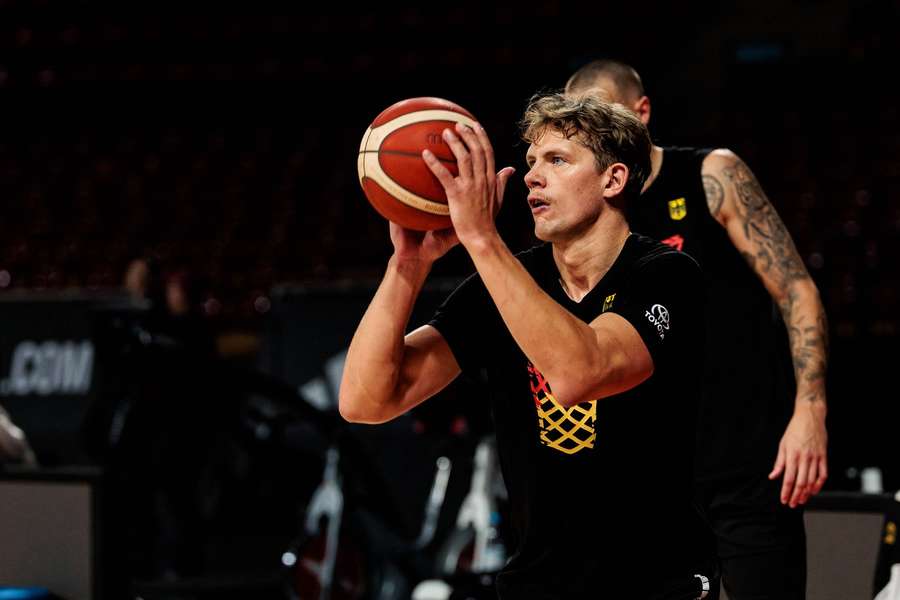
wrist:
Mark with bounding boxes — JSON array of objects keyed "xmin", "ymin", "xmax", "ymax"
[
  {"xmin": 388, "ymin": 254, "xmax": 433, "ymax": 280},
  {"xmin": 795, "ymin": 395, "xmax": 827, "ymax": 419},
  {"xmin": 459, "ymin": 230, "xmax": 504, "ymax": 257}
]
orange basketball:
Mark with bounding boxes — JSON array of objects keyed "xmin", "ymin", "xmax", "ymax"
[{"xmin": 357, "ymin": 97, "xmax": 478, "ymax": 231}]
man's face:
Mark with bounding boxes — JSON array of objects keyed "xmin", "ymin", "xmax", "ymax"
[{"xmin": 524, "ymin": 128, "xmax": 608, "ymax": 242}]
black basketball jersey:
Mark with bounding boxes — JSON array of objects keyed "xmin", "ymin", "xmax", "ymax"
[
  {"xmin": 430, "ymin": 235, "xmax": 712, "ymax": 597},
  {"xmin": 626, "ymin": 146, "xmax": 796, "ymax": 479}
]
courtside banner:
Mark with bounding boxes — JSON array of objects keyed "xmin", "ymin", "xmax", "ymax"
[{"xmin": 0, "ymin": 293, "xmax": 131, "ymax": 464}]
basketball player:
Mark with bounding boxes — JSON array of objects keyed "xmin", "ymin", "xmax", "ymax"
[
  {"xmin": 565, "ymin": 59, "xmax": 829, "ymax": 599},
  {"xmin": 340, "ymin": 92, "xmax": 716, "ymax": 599}
]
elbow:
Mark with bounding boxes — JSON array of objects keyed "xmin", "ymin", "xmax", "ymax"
[
  {"xmin": 544, "ymin": 360, "xmax": 650, "ymax": 407},
  {"xmin": 338, "ymin": 393, "xmax": 373, "ymax": 424},
  {"xmin": 804, "ymin": 278, "xmax": 824, "ymax": 304},
  {"xmin": 536, "ymin": 354, "xmax": 606, "ymax": 408},
  {"xmin": 778, "ymin": 277, "xmax": 823, "ymax": 307},
  {"xmin": 544, "ymin": 373, "xmax": 597, "ymax": 408},
  {"xmin": 338, "ymin": 386, "xmax": 391, "ymax": 425},
  {"xmin": 552, "ymin": 388, "xmax": 596, "ymax": 408},
  {"xmin": 793, "ymin": 276, "xmax": 820, "ymax": 296},
  {"xmin": 338, "ymin": 396, "xmax": 365, "ymax": 424}
]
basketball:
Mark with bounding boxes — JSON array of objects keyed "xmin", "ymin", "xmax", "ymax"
[{"xmin": 357, "ymin": 97, "xmax": 478, "ymax": 231}]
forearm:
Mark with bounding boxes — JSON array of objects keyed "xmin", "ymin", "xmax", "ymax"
[
  {"xmin": 777, "ymin": 278, "xmax": 829, "ymax": 410},
  {"xmin": 339, "ymin": 255, "xmax": 431, "ymax": 422},
  {"xmin": 770, "ymin": 278, "xmax": 829, "ymax": 502},
  {"xmin": 465, "ymin": 236, "xmax": 604, "ymax": 405}
]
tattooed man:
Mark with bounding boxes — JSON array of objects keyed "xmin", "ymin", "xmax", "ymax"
[{"xmin": 568, "ymin": 60, "xmax": 828, "ymax": 600}]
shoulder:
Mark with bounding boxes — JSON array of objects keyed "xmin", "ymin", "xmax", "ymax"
[
  {"xmin": 629, "ymin": 234, "xmax": 701, "ymax": 276},
  {"xmin": 616, "ymin": 237, "xmax": 704, "ymax": 319},
  {"xmin": 660, "ymin": 145, "xmax": 718, "ymax": 164},
  {"xmin": 701, "ymin": 148, "xmax": 743, "ymax": 174},
  {"xmin": 700, "ymin": 149, "xmax": 751, "ymax": 220}
]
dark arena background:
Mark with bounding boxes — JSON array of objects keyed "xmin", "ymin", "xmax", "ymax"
[{"xmin": 0, "ymin": 2, "xmax": 898, "ymax": 599}]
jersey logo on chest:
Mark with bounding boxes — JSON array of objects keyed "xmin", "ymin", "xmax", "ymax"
[
  {"xmin": 668, "ymin": 197, "xmax": 687, "ymax": 221},
  {"xmin": 602, "ymin": 293, "xmax": 617, "ymax": 313},
  {"xmin": 527, "ymin": 362, "xmax": 595, "ymax": 455}
]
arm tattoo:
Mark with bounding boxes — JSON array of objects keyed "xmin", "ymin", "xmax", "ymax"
[
  {"xmin": 722, "ymin": 159, "xmax": 828, "ymax": 403},
  {"xmin": 779, "ymin": 291, "xmax": 829, "ymax": 404},
  {"xmin": 721, "ymin": 161, "xmax": 807, "ymax": 287},
  {"xmin": 702, "ymin": 174, "xmax": 725, "ymax": 216}
]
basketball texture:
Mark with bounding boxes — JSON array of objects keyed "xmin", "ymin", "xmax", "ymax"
[{"xmin": 357, "ymin": 97, "xmax": 478, "ymax": 231}]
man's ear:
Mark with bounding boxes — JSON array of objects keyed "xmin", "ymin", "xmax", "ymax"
[
  {"xmin": 632, "ymin": 95, "xmax": 651, "ymax": 125},
  {"xmin": 602, "ymin": 163, "xmax": 630, "ymax": 199}
]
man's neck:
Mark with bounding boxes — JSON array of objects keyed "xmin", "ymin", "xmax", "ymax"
[
  {"xmin": 552, "ymin": 216, "xmax": 631, "ymax": 303},
  {"xmin": 641, "ymin": 144, "xmax": 664, "ymax": 193}
]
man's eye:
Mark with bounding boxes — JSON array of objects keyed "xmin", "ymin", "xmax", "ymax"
[{"xmin": 552, "ymin": 156, "xmax": 565, "ymax": 165}]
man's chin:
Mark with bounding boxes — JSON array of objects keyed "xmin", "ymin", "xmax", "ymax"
[{"xmin": 533, "ymin": 226, "xmax": 555, "ymax": 243}]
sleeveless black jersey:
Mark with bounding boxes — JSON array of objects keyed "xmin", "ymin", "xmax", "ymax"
[{"xmin": 626, "ymin": 147, "xmax": 796, "ymax": 479}]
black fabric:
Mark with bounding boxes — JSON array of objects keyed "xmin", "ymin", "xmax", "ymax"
[
  {"xmin": 430, "ymin": 234, "xmax": 714, "ymax": 599},
  {"xmin": 629, "ymin": 146, "xmax": 805, "ymax": 598},
  {"xmin": 694, "ymin": 473, "xmax": 806, "ymax": 600},
  {"xmin": 627, "ymin": 146, "xmax": 795, "ymax": 480}
]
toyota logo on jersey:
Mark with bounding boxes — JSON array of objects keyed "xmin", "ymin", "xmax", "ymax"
[{"xmin": 644, "ymin": 304, "xmax": 670, "ymax": 340}]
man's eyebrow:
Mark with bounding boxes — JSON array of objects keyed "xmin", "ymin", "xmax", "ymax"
[{"xmin": 527, "ymin": 145, "xmax": 568, "ymax": 164}]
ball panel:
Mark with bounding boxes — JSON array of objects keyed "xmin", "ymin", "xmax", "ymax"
[
  {"xmin": 381, "ymin": 121, "xmax": 457, "ymax": 161},
  {"xmin": 363, "ymin": 109, "xmax": 476, "ymax": 156},
  {"xmin": 359, "ymin": 126, "xmax": 372, "ymax": 155},
  {"xmin": 379, "ymin": 151, "xmax": 456, "ymax": 203},
  {"xmin": 371, "ymin": 97, "xmax": 475, "ymax": 128},
  {"xmin": 362, "ymin": 151, "xmax": 450, "ymax": 215},
  {"xmin": 356, "ymin": 143, "xmax": 367, "ymax": 185},
  {"xmin": 362, "ymin": 177, "xmax": 452, "ymax": 231}
]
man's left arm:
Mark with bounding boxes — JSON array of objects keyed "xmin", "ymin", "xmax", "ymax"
[{"xmin": 702, "ymin": 149, "xmax": 828, "ymax": 508}]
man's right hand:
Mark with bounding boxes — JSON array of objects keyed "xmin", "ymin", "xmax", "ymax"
[{"xmin": 389, "ymin": 222, "xmax": 459, "ymax": 265}]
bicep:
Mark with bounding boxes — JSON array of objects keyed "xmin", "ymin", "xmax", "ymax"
[
  {"xmin": 394, "ymin": 324, "xmax": 462, "ymax": 414},
  {"xmin": 586, "ymin": 312, "xmax": 654, "ymax": 399},
  {"xmin": 703, "ymin": 151, "xmax": 810, "ymax": 300}
]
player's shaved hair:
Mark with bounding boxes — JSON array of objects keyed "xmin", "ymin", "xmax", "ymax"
[{"xmin": 565, "ymin": 59, "xmax": 645, "ymax": 101}]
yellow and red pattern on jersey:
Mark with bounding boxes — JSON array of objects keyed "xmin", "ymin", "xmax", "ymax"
[{"xmin": 527, "ymin": 362, "xmax": 596, "ymax": 455}]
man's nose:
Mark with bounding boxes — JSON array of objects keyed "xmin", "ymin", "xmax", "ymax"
[{"xmin": 524, "ymin": 166, "xmax": 543, "ymax": 188}]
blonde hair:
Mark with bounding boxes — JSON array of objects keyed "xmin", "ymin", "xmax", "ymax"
[{"xmin": 520, "ymin": 92, "xmax": 651, "ymax": 198}]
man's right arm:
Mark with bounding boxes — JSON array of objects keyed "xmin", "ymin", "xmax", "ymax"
[{"xmin": 339, "ymin": 255, "xmax": 461, "ymax": 424}]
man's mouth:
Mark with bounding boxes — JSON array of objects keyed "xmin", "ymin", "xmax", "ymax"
[{"xmin": 528, "ymin": 196, "xmax": 549, "ymax": 211}]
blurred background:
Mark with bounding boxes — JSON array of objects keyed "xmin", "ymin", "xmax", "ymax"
[{"xmin": 0, "ymin": 1, "xmax": 898, "ymax": 598}]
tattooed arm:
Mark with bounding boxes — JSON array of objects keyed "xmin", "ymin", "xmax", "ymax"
[{"xmin": 701, "ymin": 149, "xmax": 828, "ymax": 508}]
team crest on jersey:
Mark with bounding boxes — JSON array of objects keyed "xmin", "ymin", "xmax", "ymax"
[
  {"xmin": 602, "ymin": 293, "xmax": 617, "ymax": 313},
  {"xmin": 668, "ymin": 197, "xmax": 687, "ymax": 221},
  {"xmin": 527, "ymin": 362, "xmax": 595, "ymax": 455}
]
